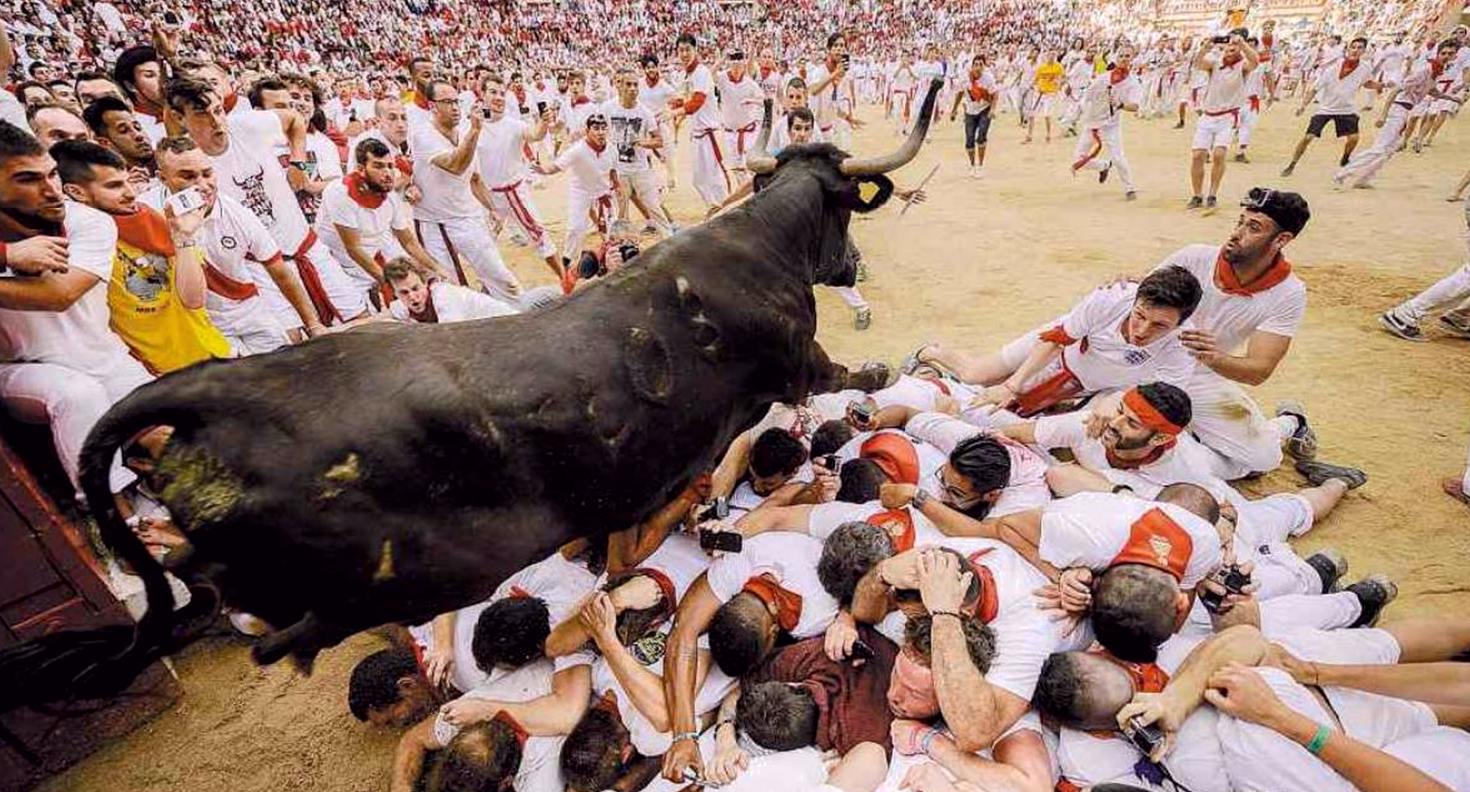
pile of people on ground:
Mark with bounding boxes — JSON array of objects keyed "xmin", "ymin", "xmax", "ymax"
[{"xmin": 5, "ymin": 3, "xmax": 1470, "ymax": 790}]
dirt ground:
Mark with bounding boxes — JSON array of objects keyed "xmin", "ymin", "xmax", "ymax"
[{"xmin": 38, "ymin": 96, "xmax": 1470, "ymax": 791}]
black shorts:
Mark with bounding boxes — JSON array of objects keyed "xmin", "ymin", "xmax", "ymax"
[
  {"xmin": 1306, "ymin": 113, "xmax": 1359, "ymax": 138},
  {"xmin": 964, "ymin": 109, "xmax": 992, "ymax": 148}
]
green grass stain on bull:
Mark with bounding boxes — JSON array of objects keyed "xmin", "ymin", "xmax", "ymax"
[{"xmin": 157, "ymin": 444, "xmax": 244, "ymax": 530}]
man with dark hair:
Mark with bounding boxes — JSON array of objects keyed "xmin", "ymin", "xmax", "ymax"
[
  {"xmin": 0, "ymin": 122, "xmax": 154, "ymax": 499},
  {"xmin": 27, "ymin": 104, "xmax": 91, "ymax": 147},
  {"xmin": 44, "ymin": 79, "xmax": 80, "ymax": 114},
  {"xmin": 637, "ymin": 52, "xmax": 679, "ymax": 189},
  {"xmin": 915, "ymin": 265, "xmax": 1202, "ymax": 418},
  {"xmin": 384, "ymin": 257, "xmax": 522, "ymax": 324},
  {"xmin": 422, "ymin": 721, "xmax": 524, "ymax": 792},
  {"xmin": 1146, "ymin": 187, "xmax": 1316, "ymax": 480},
  {"xmin": 347, "ymin": 647, "xmax": 441, "ymax": 726},
  {"xmin": 167, "ymin": 75, "xmax": 370, "ymax": 333},
  {"xmin": 671, "ymin": 32, "xmax": 728, "ymax": 211},
  {"xmin": 112, "ymin": 44, "xmax": 167, "ymax": 142},
  {"xmin": 1336, "ymin": 39, "xmax": 1462, "ymax": 188},
  {"xmin": 746, "ymin": 426, "xmax": 809, "ymax": 497},
  {"xmin": 811, "ymin": 418, "xmax": 857, "ymax": 459},
  {"xmin": 74, "ymin": 71, "xmax": 128, "ymax": 106},
  {"xmin": 317, "ymin": 136, "xmax": 444, "ymax": 299},
  {"xmin": 1281, "ymin": 36, "xmax": 1378, "ymax": 176},
  {"xmin": 83, "ymin": 95, "xmax": 155, "ymax": 178}
]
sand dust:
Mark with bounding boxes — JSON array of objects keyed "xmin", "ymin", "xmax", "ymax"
[{"xmin": 37, "ymin": 100, "xmax": 1470, "ymax": 791}]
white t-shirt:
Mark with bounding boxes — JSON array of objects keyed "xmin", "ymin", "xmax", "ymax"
[
  {"xmin": 553, "ymin": 139, "xmax": 617, "ymax": 197},
  {"xmin": 409, "ymin": 120, "xmax": 483, "ymax": 221},
  {"xmin": 476, "ymin": 115, "xmax": 532, "ymax": 187},
  {"xmin": 1080, "ymin": 70, "xmax": 1144, "ymax": 128},
  {"xmin": 601, "ymin": 100, "xmax": 659, "ymax": 174},
  {"xmin": 390, "ymin": 280, "xmax": 520, "ymax": 323},
  {"xmin": 1313, "ymin": 60, "xmax": 1374, "ymax": 115},
  {"xmin": 637, "ymin": 77, "xmax": 676, "ymax": 121},
  {"xmin": 1038, "ymin": 491, "xmax": 1223, "ymax": 588},
  {"xmin": 136, "ymin": 188, "xmax": 289, "ymax": 344},
  {"xmin": 705, "ymin": 533, "xmax": 838, "ymax": 639},
  {"xmin": 213, "ymin": 111, "xmax": 313, "ymax": 253},
  {"xmin": 591, "ymin": 648, "xmax": 737, "ymax": 757},
  {"xmin": 1201, "ymin": 56, "xmax": 1247, "ymax": 113},
  {"xmin": 1155, "ymin": 244, "xmax": 1306, "ymax": 354},
  {"xmin": 681, "ymin": 63, "xmax": 722, "ymax": 131},
  {"xmin": 1057, "ymin": 707, "xmax": 1229, "ymax": 792},
  {"xmin": 0, "ymin": 88, "xmax": 29, "ymax": 132},
  {"xmin": 1036, "ymin": 282, "xmax": 1195, "ymax": 392},
  {"xmin": 430, "ymin": 660, "xmax": 565, "ymax": 792},
  {"xmin": 806, "ymin": 62, "xmax": 852, "ymax": 129},
  {"xmin": 600, "ymin": 532, "xmax": 709, "ymax": 606},
  {"xmin": 1033, "ymin": 410, "xmax": 1224, "ymax": 499},
  {"xmin": 961, "ymin": 69, "xmax": 999, "ymax": 115},
  {"xmin": 715, "ymin": 72, "xmax": 764, "ymax": 131},
  {"xmin": 315, "ymin": 179, "xmax": 411, "ymax": 287},
  {"xmin": 0, "ymin": 202, "xmax": 140, "ymax": 376},
  {"xmin": 903, "ymin": 412, "xmax": 1053, "ymax": 518}
]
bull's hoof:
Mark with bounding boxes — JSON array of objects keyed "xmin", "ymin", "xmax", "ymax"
[{"xmin": 846, "ymin": 362, "xmax": 897, "ymax": 393}]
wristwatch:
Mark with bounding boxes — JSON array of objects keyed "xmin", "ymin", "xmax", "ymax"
[{"xmin": 910, "ymin": 487, "xmax": 932, "ymax": 509}]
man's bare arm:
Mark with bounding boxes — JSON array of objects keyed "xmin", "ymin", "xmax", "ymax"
[
  {"xmin": 0, "ymin": 270, "xmax": 98, "ymax": 312},
  {"xmin": 389, "ymin": 716, "xmax": 441, "ymax": 792},
  {"xmin": 1208, "ymin": 329, "xmax": 1290, "ymax": 385},
  {"xmin": 262, "ymin": 256, "xmax": 326, "ymax": 335},
  {"xmin": 932, "ymin": 612, "xmax": 1030, "ymax": 750},
  {"xmin": 928, "ymin": 728, "xmax": 1052, "ymax": 792}
]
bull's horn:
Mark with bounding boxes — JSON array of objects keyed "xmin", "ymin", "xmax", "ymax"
[
  {"xmin": 746, "ymin": 98, "xmax": 778, "ymax": 175},
  {"xmin": 838, "ymin": 77, "xmax": 942, "ymax": 177}
]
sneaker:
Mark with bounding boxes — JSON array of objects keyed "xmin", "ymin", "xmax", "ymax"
[
  {"xmin": 855, "ymin": 256, "xmax": 869, "ymax": 283},
  {"xmin": 1339, "ymin": 153, "xmax": 1351, "ymax": 167},
  {"xmin": 1438, "ymin": 313, "xmax": 1470, "ymax": 338},
  {"xmin": 1378, "ymin": 310, "xmax": 1426, "ymax": 342},
  {"xmin": 1304, "ymin": 548, "xmax": 1349, "ymax": 594},
  {"xmin": 854, "ymin": 306, "xmax": 872, "ymax": 330},
  {"xmin": 1276, "ymin": 401, "xmax": 1317, "ymax": 461},
  {"xmin": 1295, "ymin": 459, "xmax": 1368, "ymax": 489},
  {"xmin": 1186, "ymin": 196, "xmax": 1203, "ymax": 209},
  {"xmin": 1099, "ymin": 164, "xmax": 1111, "ymax": 184},
  {"xmin": 1280, "ymin": 162, "xmax": 1295, "ymax": 177},
  {"xmin": 1345, "ymin": 575, "xmax": 1398, "ymax": 627},
  {"xmin": 1204, "ymin": 195, "xmax": 1218, "ymax": 210},
  {"xmin": 1173, "ymin": 120, "xmax": 1185, "ymax": 129},
  {"xmin": 1125, "ymin": 190, "xmax": 1137, "ymax": 201},
  {"xmin": 1233, "ymin": 152, "xmax": 1248, "ymax": 163},
  {"xmin": 900, "ymin": 342, "xmax": 938, "ymax": 375}
]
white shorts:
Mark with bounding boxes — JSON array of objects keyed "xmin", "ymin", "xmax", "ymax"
[
  {"xmin": 619, "ymin": 168, "xmax": 662, "ymax": 205},
  {"xmin": 1192, "ymin": 111, "xmax": 1239, "ymax": 150},
  {"xmin": 1033, "ymin": 93, "xmax": 1057, "ymax": 117},
  {"xmin": 1275, "ymin": 627, "xmax": 1437, "ymax": 748},
  {"xmin": 1235, "ymin": 492, "xmax": 1313, "ymax": 545}
]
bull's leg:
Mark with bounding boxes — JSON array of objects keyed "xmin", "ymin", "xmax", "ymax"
[
  {"xmin": 805, "ymin": 339, "xmax": 895, "ymax": 396},
  {"xmin": 251, "ymin": 610, "xmax": 351, "ymax": 674}
]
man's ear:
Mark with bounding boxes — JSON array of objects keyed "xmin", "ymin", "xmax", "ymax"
[
  {"xmin": 1146, "ymin": 431, "xmax": 1174, "ymax": 449},
  {"xmin": 1174, "ymin": 590, "xmax": 1192, "ymax": 629},
  {"xmin": 62, "ymin": 183, "xmax": 88, "ymax": 202},
  {"xmin": 981, "ymin": 489, "xmax": 1002, "ymax": 505},
  {"xmin": 396, "ymin": 675, "xmax": 419, "ymax": 695}
]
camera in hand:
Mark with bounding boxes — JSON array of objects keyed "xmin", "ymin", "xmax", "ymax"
[
  {"xmin": 615, "ymin": 241, "xmax": 640, "ymax": 263},
  {"xmin": 536, "ymin": 100, "xmax": 548, "ymax": 116},
  {"xmin": 699, "ymin": 529, "xmax": 743, "ymax": 554},
  {"xmin": 1126, "ymin": 715, "xmax": 1165, "ymax": 757},
  {"xmin": 849, "ymin": 639, "xmax": 875, "ymax": 664},
  {"xmin": 698, "ymin": 496, "xmax": 730, "ymax": 524},
  {"xmin": 1200, "ymin": 564, "xmax": 1252, "ymax": 613},
  {"xmin": 163, "ymin": 10, "xmax": 180, "ymax": 24},
  {"xmin": 820, "ymin": 454, "xmax": 840, "ymax": 471},
  {"xmin": 849, "ymin": 400, "xmax": 875, "ymax": 424},
  {"xmin": 1212, "ymin": 34, "xmax": 1232, "ymax": 44},
  {"xmin": 841, "ymin": 52, "xmax": 851, "ymax": 68}
]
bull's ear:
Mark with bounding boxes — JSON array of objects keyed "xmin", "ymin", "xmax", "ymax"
[{"xmin": 847, "ymin": 174, "xmax": 894, "ymax": 213}]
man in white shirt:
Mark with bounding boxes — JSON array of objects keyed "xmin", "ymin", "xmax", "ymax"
[
  {"xmin": 715, "ymin": 50, "xmax": 764, "ymax": 184},
  {"xmin": 317, "ymin": 137, "xmax": 443, "ymax": 304},
  {"xmin": 538, "ymin": 113, "xmax": 619, "ymax": 267},
  {"xmin": 637, "ymin": 54, "xmax": 679, "ymax": 190},
  {"xmin": 0, "ymin": 121, "xmax": 151, "ymax": 496},
  {"xmin": 384, "ymin": 258, "xmax": 519, "ymax": 324},
  {"xmin": 166, "ymin": 77, "xmax": 369, "ymax": 334},
  {"xmin": 672, "ymin": 33, "xmax": 729, "ymax": 211},
  {"xmin": 409, "ymin": 79, "xmax": 521, "ymax": 302},
  {"xmin": 473, "ymin": 76, "xmax": 567, "ymax": 291},
  {"xmin": 948, "ymin": 54, "xmax": 998, "ymax": 178},
  {"xmin": 1072, "ymin": 47, "xmax": 1145, "ymax": 200},
  {"xmin": 1281, "ymin": 37, "xmax": 1380, "ymax": 177},
  {"xmin": 141, "ymin": 135, "xmax": 318, "ymax": 355},
  {"xmin": 603, "ymin": 68, "xmax": 673, "ymax": 237},
  {"xmin": 1188, "ymin": 34, "xmax": 1258, "ymax": 210},
  {"xmin": 808, "ymin": 33, "xmax": 863, "ymax": 146}
]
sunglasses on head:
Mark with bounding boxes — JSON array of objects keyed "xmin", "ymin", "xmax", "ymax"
[{"xmin": 1240, "ymin": 187, "xmax": 1274, "ymax": 210}]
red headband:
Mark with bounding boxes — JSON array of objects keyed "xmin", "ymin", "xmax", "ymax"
[{"xmin": 1123, "ymin": 389, "xmax": 1183, "ymax": 436}]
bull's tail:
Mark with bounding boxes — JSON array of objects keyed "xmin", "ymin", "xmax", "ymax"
[{"xmin": 3, "ymin": 382, "xmax": 215, "ymax": 706}]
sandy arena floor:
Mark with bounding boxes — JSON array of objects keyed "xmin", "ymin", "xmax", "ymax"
[{"xmin": 37, "ymin": 97, "xmax": 1470, "ymax": 791}]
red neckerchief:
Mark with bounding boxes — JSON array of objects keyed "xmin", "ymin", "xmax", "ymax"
[
  {"xmin": 726, "ymin": 70, "xmax": 745, "ymax": 82},
  {"xmin": 114, "ymin": 206, "xmax": 176, "ymax": 256},
  {"xmin": 344, "ymin": 172, "xmax": 385, "ymax": 209},
  {"xmin": 222, "ymin": 91, "xmax": 239, "ymax": 113},
  {"xmin": 965, "ymin": 549, "xmax": 1000, "ymax": 624},
  {"xmin": 759, "ymin": 65, "xmax": 774, "ymax": 79},
  {"xmin": 742, "ymin": 574, "xmax": 802, "ymax": 632},
  {"xmin": 684, "ymin": 59, "xmax": 700, "ymax": 75},
  {"xmin": 1214, "ymin": 249, "xmax": 1292, "ymax": 296},
  {"xmin": 512, "ymin": 86, "xmax": 527, "ymax": 105},
  {"xmin": 585, "ymin": 138, "xmax": 606, "ymax": 154},
  {"xmin": 645, "ymin": 74, "xmax": 659, "ymax": 88},
  {"xmin": 572, "ymin": 95, "xmax": 591, "ymax": 106},
  {"xmin": 1110, "ymin": 66, "xmax": 1131, "ymax": 84},
  {"xmin": 409, "ymin": 282, "xmax": 440, "ymax": 323},
  {"xmin": 1431, "ymin": 58, "xmax": 1446, "ymax": 78},
  {"xmin": 1221, "ymin": 53, "xmax": 1243, "ymax": 68},
  {"xmin": 967, "ymin": 73, "xmax": 990, "ymax": 101},
  {"xmin": 1262, "ymin": 33, "xmax": 1274, "ymax": 49},
  {"xmin": 1106, "ymin": 442, "xmax": 1175, "ymax": 470},
  {"xmin": 492, "ymin": 711, "xmax": 529, "ymax": 749},
  {"xmin": 1090, "ymin": 648, "xmax": 1171, "ymax": 693},
  {"xmin": 1338, "ymin": 59, "xmax": 1360, "ymax": 79},
  {"xmin": 0, "ymin": 207, "xmax": 63, "ymax": 242},
  {"xmin": 1109, "ymin": 507, "xmax": 1193, "ymax": 582}
]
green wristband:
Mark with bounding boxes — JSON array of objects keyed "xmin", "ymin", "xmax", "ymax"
[{"xmin": 1305, "ymin": 723, "xmax": 1331, "ymax": 755}]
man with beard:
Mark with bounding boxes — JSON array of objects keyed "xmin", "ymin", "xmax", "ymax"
[
  {"xmin": 317, "ymin": 138, "xmax": 444, "ymax": 303},
  {"xmin": 140, "ymin": 135, "xmax": 319, "ymax": 355},
  {"xmin": 83, "ymin": 96, "xmax": 156, "ymax": 189},
  {"xmin": 0, "ymin": 121, "xmax": 151, "ymax": 498},
  {"xmin": 51, "ymin": 139, "xmax": 229, "ymax": 374}
]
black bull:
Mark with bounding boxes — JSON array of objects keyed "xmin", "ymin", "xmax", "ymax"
[{"xmin": 10, "ymin": 82, "xmax": 943, "ymax": 698}]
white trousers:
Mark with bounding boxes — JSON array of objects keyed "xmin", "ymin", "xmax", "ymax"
[
  {"xmin": 260, "ymin": 240, "xmax": 370, "ymax": 330},
  {"xmin": 1335, "ymin": 104, "xmax": 1409, "ymax": 187},
  {"xmin": 563, "ymin": 189, "xmax": 612, "ymax": 262},
  {"xmin": 1073, "ymin": 123, "xmax": 1135, "ymax": 192},
  {"xmin": 0, "ymin": 357, "xmax": 153, "ymax": 493},
  {"xmin": 486, "ymin": 181, "xmax": 556, "ymax": 259},
  {"xmin": 690, "ymin": 129, "xmax": 731, "ymax": 209},
  {"xmin": 1236, "ymin": 102, "xmax": 1259, "ymax": 145},
  {"xmin": 1396, "ymin": 263, "xmax": 1470, "ymax": 324},
  {"xmin": 1185, "ymin": 369, "xmax": 1288, "ymax": 479},
  {"xmin": 415, "ymin": 215, "xmax": 521, "ymax": 301}
]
